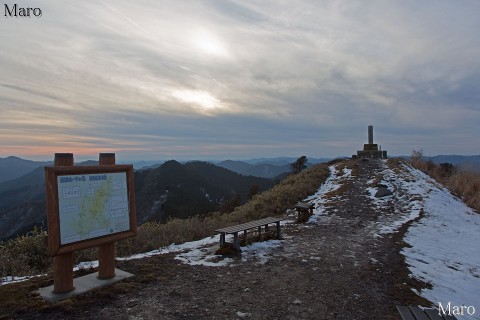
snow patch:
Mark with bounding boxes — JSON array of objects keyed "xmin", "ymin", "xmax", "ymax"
[
  {"xmin": 401, "ymin": 168, "xmax": 480, "ymax": 319},
  {"xmin": 305, "ymin": 165, "xmax": 344, "ymax": 223}
]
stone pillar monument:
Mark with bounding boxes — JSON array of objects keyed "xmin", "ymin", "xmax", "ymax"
[{"xmin": 355, "ymin": 125, "xmax": 388, "ymax": 159}]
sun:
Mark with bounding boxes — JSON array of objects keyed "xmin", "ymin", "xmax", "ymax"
[{"xmin": 192, "ymin": 30, "xmax": 228, "ymax": 57}]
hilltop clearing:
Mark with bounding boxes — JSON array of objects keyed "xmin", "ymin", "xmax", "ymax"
[{"xmin": 2, "ymin": 159, "xmax": 479, "ymax": 320}]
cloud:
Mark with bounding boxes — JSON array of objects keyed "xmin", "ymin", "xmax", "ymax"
[{"xmin": 1, "ymin": 0, "xmax": 480, "ymax": 160}]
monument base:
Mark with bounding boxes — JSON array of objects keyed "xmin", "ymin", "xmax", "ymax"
[
  {"xmin": 35, "ymin": 268, "xmax": 133, "ymax": 302},
  {"xmin": 356, "ymin": 150, "xmax": 387, "ymax": 159}
]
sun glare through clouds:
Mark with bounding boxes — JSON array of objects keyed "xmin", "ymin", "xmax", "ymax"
[
  {"xmin": 191, "ymin": 30, "xmax": 229, "ymax": 58},
  {"xmin": 172, "ymin": 89, "xmax": 221, "ymax": 112}
]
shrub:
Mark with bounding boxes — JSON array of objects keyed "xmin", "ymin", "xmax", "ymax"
[{"xmin": 0, "ymin": 228, "xmax": 51, "ymax": 278}]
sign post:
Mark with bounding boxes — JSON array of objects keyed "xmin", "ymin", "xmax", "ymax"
[
  {"xmin": 50, "ymin": 153, "xmax": 75, "ymax": 293},
  {"xmin": 98, "ymin": 153, "xmax": 117, "ymax": 280},
  {"xmin": 44, "ymin": 152, "xmax": 137, "ymax": 295}
]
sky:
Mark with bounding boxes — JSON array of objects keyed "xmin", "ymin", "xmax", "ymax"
[{"xmin": 1, "ymin": 1, "xmax": 480, "ymax": 161}]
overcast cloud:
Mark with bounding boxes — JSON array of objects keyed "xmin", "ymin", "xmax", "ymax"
[{"xmin": 1, "ymin": 0, "xmax": 479, "ymax": 161}]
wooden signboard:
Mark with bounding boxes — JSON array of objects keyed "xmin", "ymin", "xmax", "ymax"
[
  {"xmin": 44, "ymin": 153, "xmax": 137, "ymax": 293},
  {"xmin": 45, "ymin": 164, "xmax": 137, "ymax": 256}
]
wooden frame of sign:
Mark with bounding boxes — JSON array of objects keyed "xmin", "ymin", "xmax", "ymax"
[
  {"xmin": 45, "ymin": 164, "xmax": 137, "ymax": 257},
  {"xmin": 43, "ymin": 153, "xmax": 137, "ymax": 293}
]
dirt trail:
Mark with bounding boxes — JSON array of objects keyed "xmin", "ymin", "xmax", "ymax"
[{"xmin": 20, "ymin": 159, "xmax": 429, "ymax": 320}]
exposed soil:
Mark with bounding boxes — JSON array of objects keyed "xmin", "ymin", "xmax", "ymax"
[{"xmin": 7, "ymin": 159, "xmax": 431, "ymax": 320}]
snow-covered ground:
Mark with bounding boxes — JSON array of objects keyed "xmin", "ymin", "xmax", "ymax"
[
  {"xmin": 1, "ymin": 161, "xmax": 479, "ymax": 319},
  {"xmin": 368, "ymin": 161, "xmax": 480, "ymax": 319},
  {"xmin": 304, "ymin": 165, "xmax": 346, "ymax": 222},
  {"xmin": 398, "ymin": 164, "xmax": 480, "ymax": 319}
]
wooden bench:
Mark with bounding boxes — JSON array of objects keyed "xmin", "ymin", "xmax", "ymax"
[
  {"xmin": 396, "ymin": 306, "xmax": 458, "ymax": 320},
  {"xmin": 294, "ymin": 202, "xmax": 314, "ymax": 221},
  {"xmin": 215, "ymin": 217, "xmax": 283, "ymax": 252}
]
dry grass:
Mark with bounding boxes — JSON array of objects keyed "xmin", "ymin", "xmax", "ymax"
[
  {"xmin": 324, "ymin": 182, "xmax": 351, "ymax": 199},
  {"xmin": 443, "ymin": 170, "xmax": 480, "ymax": 211},
  {"xmin": 0, "ymin": 228, "xmax": 51, "ymax": 279},
  {"xmin": 343, "ymin": 159, "xmax": 359, "ymax": 177},
  {"xmin": 0, "ymin": 163, "xmax": 330, "ymax": 279},
  {"xmin": 323, "ymin": 159, "xmax": 356, "ymax": 199},
  {"xmin": 0, "ymin": 274, "xmax": 51, "ymax": 317},
  {"xmin": 409, "ymin": 154, "xmax": 480, "ymax": 213},
  {"xmin": 387, "ymin": 158, "xmax": 404, "ymax": 177}
]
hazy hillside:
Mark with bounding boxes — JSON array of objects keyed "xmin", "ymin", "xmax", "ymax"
[
  {"xmin": 0, "ymin": 156, "xmax": 50, "ymax": 183},
  {"xmin": 427, "ymin": 155, "xmax": 480, "ymax": 171},
  {"xmin": 0, "ymin": 160, "xmax": 275, "ymax": 240},
  {"xmin": 216, "ymin": 157, "xmax": 333, "ymax": 178},
  {"xmin": 216, "ymin": 160, "xmax": 291, "ymax": 178},
  {"xmin": 135, "ymin": 160, "xmax": 275, "ymax": 223},
  {"xmin": 0, "ymin": 166, "xmax": 48, "ymax": 239},
  {"xmin": 127, "ymin": 160, "xmax": 165, "ymax": 170},
  {"xmin": 244, "ymin": 157, "xmax": 331, "ymax": 166},
  {"xmin": 396, "ymin": 155, "xmax": 480, "ymax": 171}
]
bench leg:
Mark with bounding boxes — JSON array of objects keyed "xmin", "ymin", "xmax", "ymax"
[
  {"xmin": 220, "ymin": 233, "xmax": 226, "ymax": 247},
  {"xmin": 276, "ymin": 221, "xmax": 282, "ymax": 239},
  {"xmin": 257, "ymin": 226, "xmax": 262, "ymax": 241},
  {"xmin": 233, "ymin": 232, "xmax": 240, "ymax": 251},
  {"xmin": 243, "ymin": 230, "xmax": 247, "ymax": 243},
  {"xmin": 265, "ymin": 224, "xmax": 270, "ymax": 232}
]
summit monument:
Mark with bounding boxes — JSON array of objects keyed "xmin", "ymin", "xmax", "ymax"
[{"xmin": 355, "ymin": 125, "xmax": 387, "ymax": 159}]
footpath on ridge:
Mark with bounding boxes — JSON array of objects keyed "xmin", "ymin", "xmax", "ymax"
[{"xmin": 22, "ymin": 159, "xmax": 431, "ymax": 320}]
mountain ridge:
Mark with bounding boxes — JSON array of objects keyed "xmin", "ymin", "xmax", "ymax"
[
  {"xmin": 0, "ymin": 157, "xmax": 51, "ymax": 184},
  {"xmin": 0, "ymin": 160, "xmax": 275, "ymax": 240}
]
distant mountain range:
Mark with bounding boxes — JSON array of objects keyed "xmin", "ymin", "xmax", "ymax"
[
  {"xmin": 215, "ymin": 160, "xmax": 291, "ymax": 179},
  {"xmin": 426, "ymin": 155, "xmax": 480, "ymax": 171},
  {"xmin": 0, "ymin": 155, "xmax": 332, "ymax": 182},
  {"xmin": 395, "ymin": 155, "xmax": 480, "ymax": 171},
  {"xmin": 0, "ymin": 156, "xmax": 51, "ymax": 183},
  {"xmin": 213, "ymin": 157, "xmax": 334, "ymax": 178},
  {"xmin": 239, "ymin": 157, "xmax": 331, "ymax": 166},
  {"xmin": 0, "ymin": 159, "xmax": 275, "ymax": 240},
  {"xmin": 1, "ymin": 154, "xmax": 479, "ymax": 240}
]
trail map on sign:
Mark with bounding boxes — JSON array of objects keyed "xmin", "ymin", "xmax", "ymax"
[{"xmin": 57, "ymin": 172, "xmax": 130, "ymax": 245}]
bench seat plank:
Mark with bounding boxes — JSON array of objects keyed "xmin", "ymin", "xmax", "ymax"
[
  {"xmin": 397, "ymin": 306, "xmax": 459, "ymax": 320},
  {"xmin": 215, "ymin": 217, "xmax": 283, "ymax": 251},
  {"xmin": 424, "ymin": 309, "xmax": 447, "ymax": 320},
  {"xmin": 215, "ymin": 217, "xmax": 282, "ymax": 234},
  {"xmin": 409, "ymin": 306, "xmax": 431, "ymax": 320},
  {"xmin": 441, "ymin": 313, "xmax": 458, "ymax": 320},
  {"xmin": 295, "ymin": 202, "xmax": 314, "ymax": 210},
  {"xmin": 397, "ymin": 306, "xmax": 416, "ymax": 320}
]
